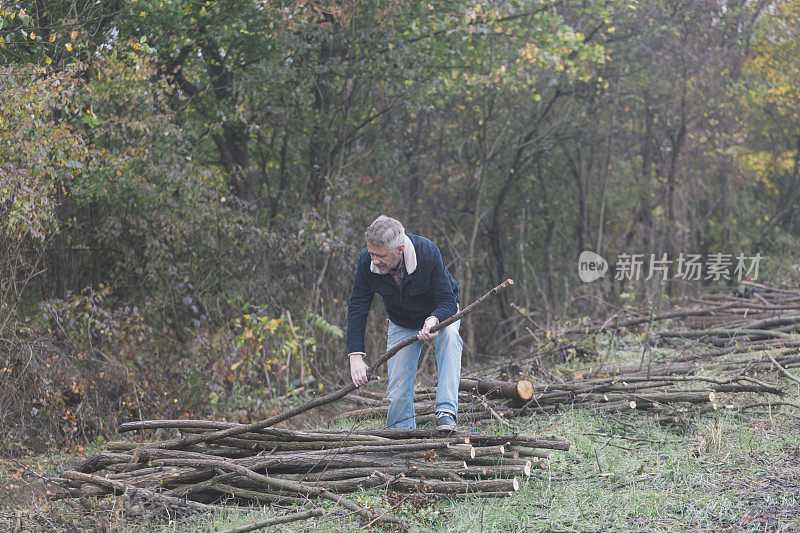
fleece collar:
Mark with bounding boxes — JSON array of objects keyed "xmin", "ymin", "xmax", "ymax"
[{"xmin": 370, "ymin": 234, "xmax": 417, "ymax": 275}]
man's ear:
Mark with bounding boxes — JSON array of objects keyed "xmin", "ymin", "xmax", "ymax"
[{"xmin": 397, "ymin": 243, "xmax": 405, "ymax": 253}]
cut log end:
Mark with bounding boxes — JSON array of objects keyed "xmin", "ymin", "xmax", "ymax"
[{"xmin": 516, "ymin": 380, "xmax": 534, "ymax": 401}]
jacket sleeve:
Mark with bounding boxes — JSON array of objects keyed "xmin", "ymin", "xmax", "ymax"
[
  {"xmin": 345, "ymin": 260, "xmax": 373, "ymax": 355},
  {"xmin": 428, "ymin": 245, "xmax": 458, "ymax": 324}
]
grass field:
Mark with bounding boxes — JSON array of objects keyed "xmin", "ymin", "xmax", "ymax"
[{"xmin": 2, "ymin": 335, "xmax": 800, "ymax": 532}]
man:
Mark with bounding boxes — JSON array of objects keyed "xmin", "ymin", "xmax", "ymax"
[{"xmin": 346, "ymin": 215, "xmax": 462, "ymax": 431}]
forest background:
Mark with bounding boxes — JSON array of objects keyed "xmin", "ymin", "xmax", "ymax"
[{"xmin": 1, "ymin": 0, "xmax": 799, "ymax": 454}]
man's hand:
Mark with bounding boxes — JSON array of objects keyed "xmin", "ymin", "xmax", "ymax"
[
  {"xmin": 349, "ymin": 352, "xmax": 369, "ymax": 387},
  {"xmin": 418, "ymin": 316, "xmax": 439, "ymax": 342}
]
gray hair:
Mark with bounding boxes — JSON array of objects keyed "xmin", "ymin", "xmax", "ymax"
[{"xmin": 364, "ymin": 215, "xmax": 405, "ymax": 248}]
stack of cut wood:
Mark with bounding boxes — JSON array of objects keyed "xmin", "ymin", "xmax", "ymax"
[
  {"xmin": 49, "ymin": 421, "xmax": 569, "ymax": 527},
  {"xmin": 656, "ymin": 287, "xmax": 800, "ymax": 348},
  {"xmin": 338, "ymin": 371, "xmax": 785, "ymax": 426},
  {"xmin": 465, "ymin": 282, "xmax": 798, "ymax": 424},
  {"xmin": 507, "ymin": 374, "xmax": 783, "ymax": 416},
  {"xmin": 507, "ymin": 281, "xmax": 800, "ymax": 355},
  {"xmin": 340, "ymin": 377, "xmax": 535, "ymax": 425}
]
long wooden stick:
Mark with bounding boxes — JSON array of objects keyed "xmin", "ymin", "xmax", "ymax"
[
  {"xmin": 660, "ymin": 328, "xmax": 797, "ymax": 340},
  {"xmin": 137, "ymin": 279, "xmax": 514, "ymax": 451},
  {"xmin": 217, "ymin": 508, "xmax": 324, "ymax": 533}
]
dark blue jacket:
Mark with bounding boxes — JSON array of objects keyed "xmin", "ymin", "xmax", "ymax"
[{"xmin": 346, "ymin": 233, "xmax": 459, "ymax": 354}]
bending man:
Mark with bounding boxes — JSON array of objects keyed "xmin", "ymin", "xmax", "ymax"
[{"xmin": 346, "ymin": 215, "xmax": 462, "ymax": 431}]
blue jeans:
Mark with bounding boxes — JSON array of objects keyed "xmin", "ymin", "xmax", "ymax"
[{"xmin": 385, "ymin": 314, "xmax": 462, "ymax": 429}]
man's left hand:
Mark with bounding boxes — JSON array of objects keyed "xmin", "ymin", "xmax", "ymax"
[{"xmin": 418, "ymin": 316, "xmax": 439, "ymax": 341}]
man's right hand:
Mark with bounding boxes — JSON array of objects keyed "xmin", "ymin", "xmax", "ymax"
[{"xmin": 349, "ymin": 353, "xmax": 369, "ymax": 387}]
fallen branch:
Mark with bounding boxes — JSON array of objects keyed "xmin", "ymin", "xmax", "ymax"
[
  {"xmin": 216, "ymin": 508, "xmax": 324, "ymax": 533},
  {"xmin": 766, "ymin": 350, "xmax": 800, "ymax": 386}
]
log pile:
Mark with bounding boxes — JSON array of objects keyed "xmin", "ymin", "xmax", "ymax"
[
  {"xmin": 48, "ymin": 421, "xmax": 569, "ymax": 527},
  {"xmin": 655, "ymin": 287, "xmax": 800, "ymax": 348},
  {"xmin": 474, "ymin": 282, "xmax": 799, "ymax": 424},
  {"xmin": 506, "ymin": 374, "xmax": 784, "ymax": 418},
  {"xmin": 338, "ymin": 372, "xmax": 785, "ymax": 427},
  {"xmin": 506, "ymin": 281, "xmax": 800, "ymax": 355}
]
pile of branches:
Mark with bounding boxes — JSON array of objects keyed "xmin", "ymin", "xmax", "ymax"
[
  {"xmin": 506, "ymin": 281, "xmax": 800, "ymax": 356},
  {"xmin": 655, "ymin": 283, "xmax": 800, "ymax": 348},
  {"xmin": 339, "ymin": 377, "xmax": 536, "ymax": 426},
  {"xmin": 513, "ymin": 374, "xmax": 783, "ymax": 419},
  {"xmin": 48, "ymin": 421, "xmax": 569, "ymax": 529},
  {"xmin": 338, "ymin": 372, "xmax": 785, "ymax": 428}
]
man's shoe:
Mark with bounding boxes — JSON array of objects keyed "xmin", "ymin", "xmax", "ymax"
[{"xmin": 435, "ymin": 411, "xmax": 457, "ymax": 432}]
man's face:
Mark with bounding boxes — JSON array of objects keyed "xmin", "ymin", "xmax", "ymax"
[{"xmin": 367, "ymin": 242, "xmax": 404, "ymax": 274}]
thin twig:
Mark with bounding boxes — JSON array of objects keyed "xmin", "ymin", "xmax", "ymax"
[{"xmin": 766, "ymin": 350, "xmax": 800, "ymax": 386}]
